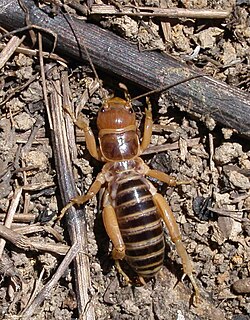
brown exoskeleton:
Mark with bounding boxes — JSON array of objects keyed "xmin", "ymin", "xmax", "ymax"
[{"xmin": 61, "ymin": 87, "xmax": 200, "ymax": 302}]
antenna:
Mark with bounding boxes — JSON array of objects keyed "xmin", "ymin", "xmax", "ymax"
[{"xmin": 131, "ymin": 74, "xmax": 203, "ymax": 101}]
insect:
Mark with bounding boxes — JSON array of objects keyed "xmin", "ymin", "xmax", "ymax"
[{"xmin": 61, "ymin": 85, "xmax": 200, "ymax": 303}]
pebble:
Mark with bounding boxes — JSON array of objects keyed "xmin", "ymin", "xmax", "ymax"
[{"xmin": 232, "ymin": 278, "xmax": 250, "ymax": 294}]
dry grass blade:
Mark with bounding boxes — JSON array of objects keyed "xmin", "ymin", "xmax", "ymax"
[
  {"xmin": 0, "ymin": 35, "xmax": 25, "ymax": 69},
  {"xmin": 48, "ymin": 69, "xmax": 95, "ymax": 319},
  {"xmin": 0, "ymin": 187, "xmax": 23, "ymax": 257},
  {"xmin": 0, "ymin": 224, "xmax": 69, "ymax": 254},
  {"xmin": 90, "ymin": 4, "xmax": 231, "ymax": 19},
  {"xmin": 21, "ymin": 241, "xmax": 80, "ymax": 318},
  {"xmin": 0, "ymin": 43, "xmax": 67, "ymax": 63}
]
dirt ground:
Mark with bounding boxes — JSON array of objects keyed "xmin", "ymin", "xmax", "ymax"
[{"xmin": 0, "ymin": 0, "xmax": 250, "ymax": 319}]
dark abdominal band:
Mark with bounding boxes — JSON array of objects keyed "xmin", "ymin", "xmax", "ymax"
[{"xmin": 115, "ymin": 177, "xmax": 165, "ymax": 278}]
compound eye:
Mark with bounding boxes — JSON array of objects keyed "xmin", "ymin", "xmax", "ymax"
[{"xmin": 100, "ymin": 104, "xmax": 109, "ymax": 112}]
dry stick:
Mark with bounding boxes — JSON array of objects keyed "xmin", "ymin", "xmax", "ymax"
[
  {"xmin": 24, "ymin": 268, "xmax": 45, "ymax": 313},
  {"xmin": 22, "ymin": 116, "xmax": 44, "ymax": 155},
  {"xmin": 49, "ymin": 71, "xmax": 95, "ymax": 320},
  {"xmin": 0, "ymin": 43, "xmax": 67, "ymax": 63},
  {"xmin": 0, "ymin": 224, "xmax": 69, "ymax": 255},
  {"xmin": 0, "ymin": 187, "xmax": 23, "ymax": 257},
  {"xmin": 160, "ymin": 0, "xmax": 172, "ymax": 45},
  {"xmin": 1, "ymin": 0, "xmax": 249, "ymax": 138},
  {"xmin": 0, "ymin": 35, "xmax": 25, "ymax": 69},
  {"xmin": 12, "ymin": 225, "xmax": 64, "ymax": 242},
  {"xmin": 21, "ymin": 241, "xmax": 80, "ymax": 318},
  {"xmin": 38, "ymin": 32, "xmax": 53, "ymax": 129},
  {"xmin": 0, "ymin": 213, "xmax": 35, "ymax": 223},
  {"xmin": 143, "ymin": 137, "xmax": 200, "ymax": 155},
  {"xmin": 90, "ymin": 4, "xmax": 231, "ymax": 18}
]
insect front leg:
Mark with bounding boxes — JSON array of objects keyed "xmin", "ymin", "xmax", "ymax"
[
  {"xmin": 64, "ymin": 106, "xmax": 102, "ymax": 161},
  {"xmin": 153, "ymin": 193, "xmax": 200, "ymax": 303},
  {"xmin": 102, "ymin": 204, "xmax": 130, "ymax": 283},
  {"xmin": 74, "ymin": 114, "xmax": 103, "ymax": 161},
  {"xmin": 59, "ymin": 172, "xmax": 105, "ymax": 220},
  {"xmin": 140, "ymin": 97, "xmax": 153, "ymax": 153}
]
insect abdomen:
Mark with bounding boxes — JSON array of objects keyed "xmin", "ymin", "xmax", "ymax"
[{"xmin": 114, "ymin": 177, "xmax": 165, "ymax": 278}]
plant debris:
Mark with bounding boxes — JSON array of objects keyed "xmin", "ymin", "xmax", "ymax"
[{"xmin": 0, "ymin": 0, "xmax": 249, "ymax": 319}]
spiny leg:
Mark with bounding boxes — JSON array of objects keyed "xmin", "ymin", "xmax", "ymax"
[
  {"xmin": 59, "ymin": 172, "xmax": 104, "ymax": 220},
  {"xmin": 153, "ymin": 193, "xmax": 200, "ymax": 303},
  {"xmin": 145, "ymin": 166, "xmax": 190, "ymax": 187},
  {"xmin": 102, "ymin": 204, "xmax": 131, "ymax": 284},
  {"xmin": 140, "ymin": 97, "xmax": 153, "ymax": 153},
  {"xmin": 64, "ymin": 105, "xmax": 102, "ymax": 161}
]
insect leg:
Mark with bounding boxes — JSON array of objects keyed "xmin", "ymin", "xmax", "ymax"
[
  {"xmin": 102, "ymin": 204, "xmax": 131, "ymax": 283},
  {"xmin": 64, "ymin": 106, "xmax": 102, "ymax": 161},
  {"xmin": 153, "ymin": 193, "xmax": 200, "ymax": 303},
  {"xmin": 145, "ymin": 167, "xmax": 178, "ymax": 186},
  {"xmin": 145, "ymin": 166, "xmax": 190, "ymax": 187},
  {"xmin": 59, "ymin": 172, "xmax": 104, "ymax": 220},
  {"xmin": 140, "ymin": 97, "xmax": 153, "ymax": 153},
  {"xmin": 74, "ymin": 114, "xmax": 102, "ymax": 161},
  {"xmin": 102, "ymin": 205, "xmax": 126, "ymax": 260}
]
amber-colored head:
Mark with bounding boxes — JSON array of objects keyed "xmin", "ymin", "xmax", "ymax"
[
  {"xmin": 97, "ymin": 97, "xmax": 136, "ymax": 130},
  {"xmin": 97, "ymin": 97, "xmax": 139, "ymax": 161}
]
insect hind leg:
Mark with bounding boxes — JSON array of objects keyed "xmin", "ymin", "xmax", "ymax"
[{"xmin": 153, "ymin": 193, "xmax": 200, "ymax": 304}]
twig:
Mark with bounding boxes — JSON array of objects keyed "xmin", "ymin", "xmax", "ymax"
[
  {"xmin": 160, "ymin": 0, "xmax": 172, "ymax": 45},
  {"xmin": 21, "ymin": 116, "xmax": 44, "ymax": 155},
  {"xmin": 1, "ymin": 0, "xmax": 250, "ymax": 138},
  {"xmin": 142, "ymin": 137, "xmax": 200, "ymax": 155},
  {"xmin": 0, "ymin": 187, "xmax": 23, "ymax": 258},
  {"xmin": 0, "ymin": 43, "xmax": 67, "ymax": 63},
  {"xmin": 0, "ymin": 224, "xmax": 69, "ymax": 255},
  {"xmin": 49, "ymin": 69, "xmax": 95, "ymax": 319},
  {"xmin": 0, "ymin": 213, "xmax": 35, "ymax": 223},
  {"xmin": 22, "ymin": 182, "xmax": 55, "ymax": 191},
  {"xmin": 21, "ymin": 241, "xmax": 80, "ymax": 318},
  {"xmin": 0, "ymin": 24, "xmax": 58, "ymax": 53},
  {"xmin": 90, "ymin": 4, "xmax": 231, "ymax": 19},
  {"xmin": 38, "ymin": 32, "xmax": 53, "ymax": 129},
  {"xmin": 24, "ymin": 268, "xmax": 45, "ymax": 313},
  {"xmin": 0, "ymin": 35, "xmax": 25, "ymax": 69},
  {"xmin": 12, "ymin": 224, "xmax": 64, "ymax": 242}
]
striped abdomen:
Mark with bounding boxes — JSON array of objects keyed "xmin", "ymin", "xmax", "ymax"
[{"xmin": 114, "ymin": 176, "xmax": 165, "ymax": 278}]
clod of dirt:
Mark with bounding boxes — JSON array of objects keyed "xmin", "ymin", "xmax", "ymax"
[
  {"xmin": 214, "ymin": 142, "xmax": 243, "ymax": 165},
  {"xmin": 21, "ymin": 82, "xmax": 43, "ymax": 103},
  {"xmin": 14, "ymin": 53, "xmax": 33, "ymax": 67},
  {"xmin": 232, "ymin": 278, "xmax": 250, "ymax": 294},
  {"xmin": 227, "ymin": 170, "xmax": 250, "ymax": 189},
  {"xmin": 101, "ymin": 16, "xmax": 138, "ymax": 40},
  {"xmin": 13, "ymin": 112, "xmax": 35, "ymax": 131},
  {"xmin": 195, "ymin": 27, "xmax": 223, "ymax": 49},
  {"xmin": 6, "ymin": 97, "xmax": 25, "ymax": 113},
  {"xmin": 222, "ymin": 41, "xmax": 237, "ymax": 65},
  {"xmin": 172, "ymin": 24, "xmax": 192, "ymax": 52},
  {"xmin": 180, "ymin": 0, "xmax": 208, "ymax": 7},
  {"xmin": 23, "ymin": 150, "xmax": 48, "ymax": 172}
]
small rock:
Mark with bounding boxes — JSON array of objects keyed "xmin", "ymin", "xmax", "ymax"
[
  {"xmin": 214, "ymin": 143, "xmax": 243, "ymax": 165},
  {"xmin": 14, "ymin": 53, "xmax": 33, "ymax": 67},
  {"xmin": 222, "ymin": 41, "xmax": 237, "ymax": 65},
  {"xmin": 14, "ymin": 112, "xmax": 35, "ymax": 131},
  {"xmin": 227, "ymin": 171, "xmax": 250, "ymax": 189},
  {"xmin": 172, "ymin": 24, "xmax": 191, "ymax": 52},
  {"xmin": 232, "ymin": 278, "xmax": 250, "ymax": 294},
  {"xmin": 195, "ymin": 27, "xmax": 223, "ymax": 49},
  {"xmin": 24, "ymin": 150, "xmax": 48, "ymax": 171},
  {"xmin": 222, "ymin": 128, "xmax": 234, "ymax": 140}
]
